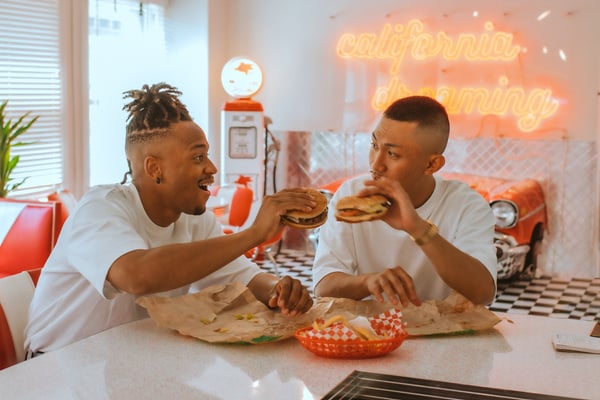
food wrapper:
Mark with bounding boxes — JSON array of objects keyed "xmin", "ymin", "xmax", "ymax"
[
  {"xmin": 318, "ymin": 291, "xmax": 502, "ymax": 336},
  {"xmin": 136, "ymin": 282, "xmax": 329, "ymax": 344},
  {"xmin": 304, "ymin": 309, "xmax": 407, "ymax": 341},
  {"xmin": 399, "ymin": 291, "xmax": 503, "ymax": 335},
  {"xmin": 137, "ymin": 284, "xmax": 500, "ymax": 344}
]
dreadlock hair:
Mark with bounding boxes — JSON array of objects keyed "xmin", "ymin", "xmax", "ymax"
[
  {"xmin": 120, "ymin": 83, "xmax": 193, "ymax": 184},
  {"xmin": 122, "ymin": 82, "xmax": 192, "ymax": 145}
]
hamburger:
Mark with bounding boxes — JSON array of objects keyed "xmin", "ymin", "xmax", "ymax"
[
  {"xmin": 335, "ymin": 194, "xmax": 390, "ymax": 223},
  {"xmin": 281, "ymin": 189, "xmax": 329, "ymax": 229}
]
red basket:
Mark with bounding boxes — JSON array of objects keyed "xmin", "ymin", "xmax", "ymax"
[{"xmin": 294, "ymin": 327, "xmax": 408, "ymax": 359}]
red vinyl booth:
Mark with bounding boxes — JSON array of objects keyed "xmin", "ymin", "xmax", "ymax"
[{"xmin": 0, "ymin": 197, "xmax": 69, "ymax": 278}]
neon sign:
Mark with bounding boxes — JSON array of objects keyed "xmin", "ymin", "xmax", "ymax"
[{"xmin": 337, "ymin": 20, "xmax": 559, "ymax": 132}]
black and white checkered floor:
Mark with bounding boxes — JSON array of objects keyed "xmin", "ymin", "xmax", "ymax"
[{"xmin": 256, "ymin": 248, "xmax": 600, "ymax": 322}]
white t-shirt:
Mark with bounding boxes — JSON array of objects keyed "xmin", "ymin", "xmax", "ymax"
[
  {"xmin": 313, "ymin": 174, "xmax": 498, "ymax": 301},
  {"xmin": 25, "ymin": 184, "xmax": 262, "ymax": 352}
]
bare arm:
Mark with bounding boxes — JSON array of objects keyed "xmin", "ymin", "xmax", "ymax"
[
  {"xmin": 108, "ymin": 189, "xmax": 317, "ymax": 296},
  {"xmin": 108, "ymin": 228, "xmax": 263, "ymax": 295},
  {"xmin": 315, "ymin": 272, "xmax": 371, "ymax": 300},
  {"xmin": 315, "ymin": 268, "xmax": 421, "ymax": 307},
  {"xmin": 247, "ymin": 273, "xmax": 313, "ymax": 315},
  {"xmin": 333, "ymin": 176, "xmax": 496, "ymax": 306},
  {"xmin": 315, "ymin": 231, "xmax": 494, "ymax": 306},
  {"xmin": 411, "ymin": 218, "xmax": 495, "ymax": 304}
]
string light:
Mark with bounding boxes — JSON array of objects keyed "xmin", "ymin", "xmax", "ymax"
[{"xmin": 537, "ymin": 10, "xmax": 551, "ymax": 21}]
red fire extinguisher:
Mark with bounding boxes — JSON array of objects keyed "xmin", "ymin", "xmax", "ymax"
[{"xmin": 228, "ymin": 175, "xmax": 254, "ymax": 228}]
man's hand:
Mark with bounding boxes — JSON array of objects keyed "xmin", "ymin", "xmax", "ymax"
[
  {"xmin": 250, "ymin": 189, "xmax": 317, "ymax": 243},
  {"xmin": 267, "ymin": 275, "xmax": 313, "ymax": 316},
  {"xmin": 358, "ymin": 176, "xmax": 423, "ymax": 235},
  {"xmin": 364, "ymin": 267, "xmax": 421, "ymax": 307}
]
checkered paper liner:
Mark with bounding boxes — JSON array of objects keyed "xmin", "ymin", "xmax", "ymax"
[{"xmin": 294, "ymin": 309, "xmax": 408, "ymax": 359}]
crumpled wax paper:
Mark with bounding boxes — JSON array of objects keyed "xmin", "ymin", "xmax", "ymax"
[
  {"xmin": 136, "ymin": 282, "xmax": 330, "ymax": 344},
  {"xmin": 397, "ymin": 290, "xmax": 503, "ymax": 335},
  {"xmin": 317, "ymin": 291, "xmax": 502, "ymax": 336},
  {"xmin": 137, "ymin": 284, "xmax": 501, "ymax": 344}
]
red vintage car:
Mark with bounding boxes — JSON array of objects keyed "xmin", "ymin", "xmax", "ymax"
[
  {"xmin": 440, "ymin": 173, "xmax": 547, "ymax": 280},
  {"xmin": 317, "ymin": 173, "xmax": 547, "ymax": 280}
]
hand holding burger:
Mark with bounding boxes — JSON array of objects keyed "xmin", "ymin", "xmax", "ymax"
[
  {"xmin": 281, "ymin": 188, "xmax": 329, "ymax": 229},
  {"xmin": 335, "ymin": 194, "xmax": 391, "ymax": 223}
]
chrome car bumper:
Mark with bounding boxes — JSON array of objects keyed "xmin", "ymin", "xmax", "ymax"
[{"xmin": 494, "ymin": 233, "xmax": 530, "ymax": 280}]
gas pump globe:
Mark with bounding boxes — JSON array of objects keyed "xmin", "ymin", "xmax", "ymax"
[{"xmin": 220, "ymin": 56, "xmax": 265, "ymax": 200}]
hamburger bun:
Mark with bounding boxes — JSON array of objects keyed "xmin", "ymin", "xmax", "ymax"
[
  {"xmin": 281, "ymin": 189, "xmax": 329, "ymax": 229},
  {"xmin": 335, "ymin": 194, "xmax": 390, "ymax": 223}
]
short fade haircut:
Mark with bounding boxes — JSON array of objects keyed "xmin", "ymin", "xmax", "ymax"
[
  {"xmin": 384, "ymin": 96, "xmax": 450, "ymax": 153},
  {"xmin": 122, "ymin": 82, "xmax": 192, "ymax": 146}
]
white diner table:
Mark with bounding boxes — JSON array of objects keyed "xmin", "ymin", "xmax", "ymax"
[{"xmin": 0, "ymin": 312, "xmax": 598, "ymax": 399}]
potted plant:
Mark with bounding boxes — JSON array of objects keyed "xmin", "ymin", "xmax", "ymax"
[{"xmin": 0, "ymin": 100, "xmax": 38, "ymax": 197}]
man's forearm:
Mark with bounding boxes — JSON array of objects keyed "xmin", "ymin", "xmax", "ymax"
[
  {"xmin": 314, "ymin": 272, "xmax": 370, "ymax": 300},
  {"xmin": 419, "ymin": 234, "xmax": 496, "ymax": 304}
]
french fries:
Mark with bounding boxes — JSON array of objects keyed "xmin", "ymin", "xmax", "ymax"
[
  {"xmin": 312, "ymin": 314, "xmax": 382, "ymax": 341},
  {"xmin": 313, "ymin": 314, "xmax": 346, "ymax": 330},
  {"xmin": 352, "ymin": 325, "xmax": 381, "ymax": 341}
]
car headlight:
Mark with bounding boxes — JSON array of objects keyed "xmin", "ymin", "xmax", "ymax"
[{"xmin": 491, "ymin": 200, "xmax": 518, "ymax": 229}]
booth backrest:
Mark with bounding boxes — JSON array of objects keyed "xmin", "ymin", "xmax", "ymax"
[
  {"xmin": 0, "ymin": 198, "xmax": 64, "ymax": 278},
  {"xmin": 48, "ymin": 190, "xmax": 77, "ymax": 232},
  {"xmin": 0, "ymin": 269, "xmax": 39, "ymax": 370}
]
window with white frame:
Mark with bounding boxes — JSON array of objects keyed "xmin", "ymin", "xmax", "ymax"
[
  {"xmin": 0, "ymin": 0, "xmax": 63, "ymax": 198},
  {"xmin": 1, "ymin": 0, "xmax": 206, "ymax": 197}
]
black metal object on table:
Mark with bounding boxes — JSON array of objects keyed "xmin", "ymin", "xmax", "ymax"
[{"xmin": 322, "ymin": 370, "xmax": 582, "ymax": 400}]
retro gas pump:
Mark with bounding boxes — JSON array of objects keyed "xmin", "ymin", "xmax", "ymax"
[{"xmin": 220, "ymin": 56, "xmax": 265, "ymax": 201}]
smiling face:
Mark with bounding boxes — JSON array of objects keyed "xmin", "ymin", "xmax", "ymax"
[
  {"xmin": 157, "ymin": 120, "xmax": 217, "ymax": 216},
  {"xmin": 131, "ymin": 120, "xmax": 218, "ymax": 225},
  {"xmin": 122, "ymin": 83, "xmax": 218, "ymax": 225}
]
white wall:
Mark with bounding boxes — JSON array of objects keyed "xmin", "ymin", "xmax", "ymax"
[
  {"xmin": 209, "ymin": 0, "xmax": 599, "ymax": 142},
  {"xmin": 166, "ymin": 0, "xmax": 235, "ymax": 185},
  {"xmin": 164, "ymin": 0, "xmax": 211, "ymax": 133}
]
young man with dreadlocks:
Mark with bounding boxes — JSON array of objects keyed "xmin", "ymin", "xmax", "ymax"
[{"xmin": 25, "ymin": 83, "xmax": 317, "ymax": 356}]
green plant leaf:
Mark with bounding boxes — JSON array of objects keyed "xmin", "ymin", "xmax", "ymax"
[
  {"xmin": 0, "ymin": 100, "xmax": 38, "ymax": 197},
  {"xmin": 12, "ymin": 141, "xmax": 36, "ymax": 147}
]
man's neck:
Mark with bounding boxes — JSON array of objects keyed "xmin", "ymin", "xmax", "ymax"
[{"xmin": 411, "ymin": 175, "xmax": 436, "ymax": 209}]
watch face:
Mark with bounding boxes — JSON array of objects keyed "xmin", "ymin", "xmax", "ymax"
[
  {"xmin": 221, "ymin": 57, "xmax": 264, "ymax": 98},
  {"xmin": 229, "ymin": 126, "xmax": 257, "ymax": 159}
]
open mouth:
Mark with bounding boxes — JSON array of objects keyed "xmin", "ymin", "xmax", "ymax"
[{"xmin": 198, "ymin": 180, "xmax": 213, "ymax": 192}]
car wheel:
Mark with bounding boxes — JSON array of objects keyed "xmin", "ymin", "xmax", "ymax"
[{"xmin": 521, "ymin": 224, "xmax": 543, "ymax": 280}]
